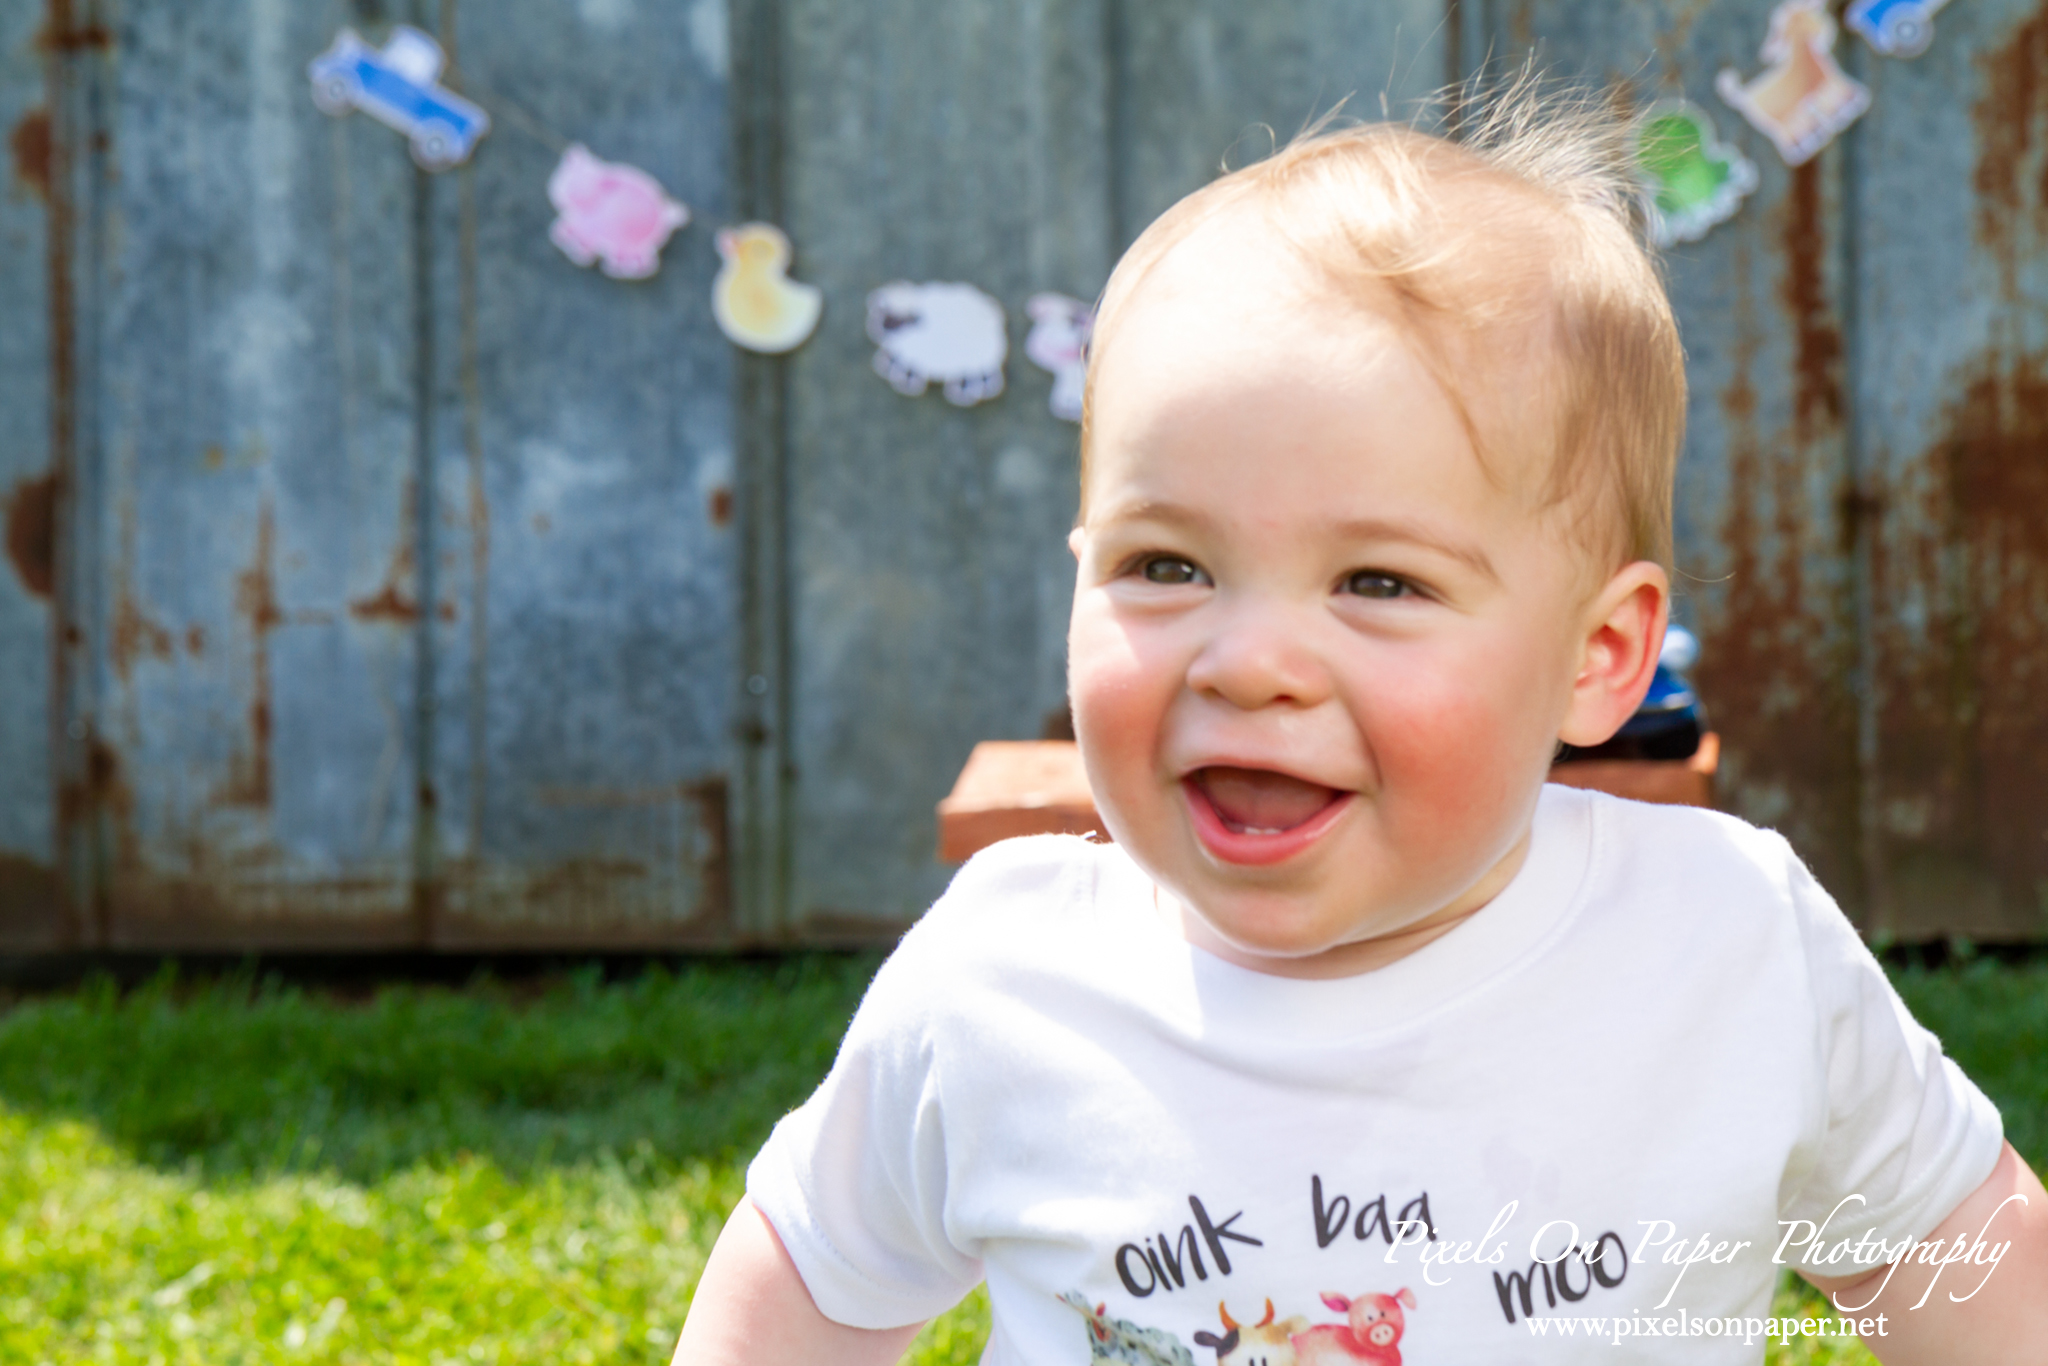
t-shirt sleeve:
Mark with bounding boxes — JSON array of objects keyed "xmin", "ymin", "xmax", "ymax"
[
  {"xmin": 1777, "ymin": 842, "xmax": 2005, "ymax": 1251},
  {"xmin": 745, "ymin": 933, "xmax": 982, "ymax": 1329},
  {"xmin": 745, "ymin": 838, "xmax": 1088, "ymax": 1328}
]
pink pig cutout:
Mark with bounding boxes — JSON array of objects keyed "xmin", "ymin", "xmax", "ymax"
[{"xmin": 547, "ymin": 144, "xmax": 691, "ymax": 281}]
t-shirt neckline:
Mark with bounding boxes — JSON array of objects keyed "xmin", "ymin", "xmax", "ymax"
[{"xmin": 1095, "ymin": 784, "xmax": 1599, "ymax": 1043}]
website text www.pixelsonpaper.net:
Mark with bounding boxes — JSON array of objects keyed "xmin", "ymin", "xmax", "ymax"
[{"xmin": 1522, "ymin": 1311, "xmax": 1886, "ymax": 1347}]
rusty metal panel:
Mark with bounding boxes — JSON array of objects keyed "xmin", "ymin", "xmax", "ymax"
[
  {"xmin": 0, "ymin": 5, "xmax": 61, "ymax": 945},
  {"xmin": 52, "ymin": 0, "xmax": 738, "ymax": 950},
  {"xmin": 1851, "ymin": 0, "xmax": 2048, "ymax": 939},
  {"xmin": 773, "ymin": 0, "xmax": 1442, "ymax": 930},
  {"xmin": 1463, "ymin": 1, "xmax": 2048, "ymax": 937},
  {"xmin": 26, "ymin": 0, "xmax": 2038, "ymax": 948},
  {"xmin": 425, "ymin": 0, "xmax": 737, "ymax": 947},
  {"xmin": 1459, "ymin": 1, "xmax": 1870, "ymax": 910},
  {"xmin": 1115, "ymin": 1, "xmax": 1452, "ymax": 242},
  {"xmin": 81, "ymin": 0, "xmax": 424, "ymax": 946},
  {"xmin": 774, "ymin": 0, "xmax": 1114, "ymax": 931}
]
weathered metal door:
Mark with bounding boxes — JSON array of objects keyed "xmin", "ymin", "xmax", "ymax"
[
  {"xmin": 1475, "ymin": 0, "xmax": 2048, "ymax": 939},
  {"xmin": 752, "ymin": 0, "xmax": 1450, "ymax": 934},
  {"xmin": 7, "ymin": 0, "xmax": 737, "ymax": 948},
  {"xmin": 7, "ymin": 1, "xmax": 2045, "ymax": 947}
]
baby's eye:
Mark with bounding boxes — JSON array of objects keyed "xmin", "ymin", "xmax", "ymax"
[
  {"xmin": 1342, "ymin": 570, "xmax": 1410, "ymax": 599},
  {"xmin": 1138, "ymin": 555, "xmax": 1208, "ymax": 586}
]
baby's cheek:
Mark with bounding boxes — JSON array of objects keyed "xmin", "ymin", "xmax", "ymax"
[
  {"xmin": 1371, "ymin": 671, "xmax": 1550, "ymax": 840},
  {"xmin": 1067, "ymin": 604, "xmax": 1161, "ymax": 728}
]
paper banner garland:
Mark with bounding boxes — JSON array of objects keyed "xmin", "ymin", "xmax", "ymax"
[
  {"xmin": 1634, "ymin": 102, "xmax": 1758, "ymax": 247},
  {"xmin": 1845, "ymin": 0, "xmax": 1951, "ymax": 58},
  {"xmin": 866, "ymin": 282, "xmax": 1007, "ymax": 406},
  {"xmin": 547, "ymin": 145, "xmax": 690, "ymax": 280},
  {"xmin": 1024, "ymin": 294, "xmax": 1092, "ymax": 422},
  {"xmin": 308, "ymin": 26, "xmax": 490, "ymax": 170},
  {"xmin": 1716, "ymin": 0, "xmax": 1870, "ymax": 167},
  {"xmin": 714, "ymin": 224, "xmax": 824, "ymax": 352}
]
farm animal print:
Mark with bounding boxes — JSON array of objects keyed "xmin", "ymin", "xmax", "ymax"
[
  {"xmin": 865, "ymin": 281, "xmax": 1008, "ymax": 406},
  {"xmin": 713, "ymin": 223, "xmax": 823, "ymax": 353},
  {"xmin": 1715, "ymin": 0, "xmax": 1870, "ymax": 166},
  {"xmin": 1024, "ymin": 292, "xmax": 1093, "ymax": 422},
  {"xmin": 1063, "ymin": 1289, "xmax": 1418, "ymax": 1366},
  {"xmin": 546, "ymin": 144, "xmax": 691, "ymax": 280}
]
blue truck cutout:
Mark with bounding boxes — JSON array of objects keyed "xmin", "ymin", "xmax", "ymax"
[
  {"xmin": 1845, "ymin": 0, "xmax": 1951, "ymax": 58},
  {"xmin": 307, "ymin": 26, "xmax": 490, "ymax": 170}
]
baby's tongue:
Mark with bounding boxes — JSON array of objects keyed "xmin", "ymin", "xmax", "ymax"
[{"xmin": 1196, "ymin": 766, "xmax": 1338, "ymax": 834}]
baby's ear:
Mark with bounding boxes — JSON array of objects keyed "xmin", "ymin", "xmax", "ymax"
[
  {"xmin": 1557, "ymin": 561, "xmax": 1669, "ymax": 749},
  {"xmin": 1068, "ymin": 526, "xmax": 1086, "ymax": 561}
]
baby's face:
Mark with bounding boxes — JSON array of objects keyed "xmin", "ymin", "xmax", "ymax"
[{"xmin": 1070, "ymin": 217, "xmax": 1621, "ymax": 977}]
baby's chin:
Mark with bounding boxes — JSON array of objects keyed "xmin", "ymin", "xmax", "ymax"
[{"xmin": 1166, "ymin": 891, "xmax": 1441, "ymax": 980}]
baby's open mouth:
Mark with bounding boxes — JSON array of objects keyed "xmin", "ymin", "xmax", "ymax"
[{"xmin": 1190, "ymin": 766, "xmax": 1345, "ymax": 835}]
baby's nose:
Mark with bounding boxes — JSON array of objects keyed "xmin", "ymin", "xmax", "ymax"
[{"xmin": 1184, "ymin": 600, "xmax": 1331, "ymax": 709}]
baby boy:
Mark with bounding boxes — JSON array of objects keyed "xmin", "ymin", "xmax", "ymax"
[{"xmin": 679, "ymin": 95, "xmax": 2045, "ymax": 1364}]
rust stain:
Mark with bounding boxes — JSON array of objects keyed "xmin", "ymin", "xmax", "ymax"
[
  {"xmin": 110, "ymin": 590, "xmax": 173, "ymax": 678},
  {"xmin": 1971, "ymin": 5, "xmax": 2048, "ymax": 291},
  {"xmin": 1780, "ymin": 161, "xmax": 1843, "ymax": 441},
  {"xmin": 184, "ymin": 624, "xmax": 204, "ymax": 656},
  {"xmin": 349, "ymin": 532, "xmax": 454, "ymax": 623},
  {"xmin": 1508, "ymin": 0, "xmax": 1534, "ymax": 51},
  {"xmin": 109, "ymin": 487, "xmax": 172, "ymax": 679},
  {"xmin": 1649, "ymin": 0, "xmax": 1715, "ymax": 84},
  {"xmin": 9, "ymin": 108, "xmax": 51, "ymax": 201},
  {"xmin": 708, "ymin": 485, "xmax": 734, "ymax": 527},
  {"xmin": 349, "ymin": 581, "xmax": 418, "ymax": 622},
  {"xmin": 58, "ymin": 735, "xmax": 130, "ymax": 832},
  {"xmin": 38, "ymin": 18, "xmax": 111, "ymax": 52},
  {"xmin": 1695, "ymin": 245, "xmax": 1863, "ymax": 900},
  {"xmin": 5, "ymin": 472, "xmax": 56, "ymax": 599},
  {"xmin": 684, "ymin": 775, "xmax": 731, "ymax": 923},
  {"xmin": 48, "ymin": 0, "xmax": 83, "ymax": 902},
  {"xmin": 531, "ymin": 512, "xmax": 551, "ymax": 534},
  {"xmin": 1873, "ymin": 356, "xmax": 2048, "ymax": 927},
  {"xmin": 521, "ymin": 857, "xmax": 650, "ymax": 908},
  {"xmin": 219, "ymin": 501, "xmax": 281, "ymax": 808},
  {"xmin": 0, "ymin": 853, "xmax": 60, "ymax": 935}
]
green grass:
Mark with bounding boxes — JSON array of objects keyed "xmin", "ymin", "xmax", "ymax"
[{"xmin": 1, "ymin": 956, "xmax": 2040, "ymax": 1364}]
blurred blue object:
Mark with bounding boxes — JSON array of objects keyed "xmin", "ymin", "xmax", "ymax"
[
  {"xmin": 307, "ymin": 26, "xmax": 490, "ymax": 170},
  {"xmin": 1845, "ymin": 0, "xmax": 1947, "ymax": 58}
]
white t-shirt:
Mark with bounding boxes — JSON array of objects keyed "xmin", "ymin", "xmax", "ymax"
[{"xmin": 748, "ymin": 786, "xmax": 2003, "ymax": 1364}]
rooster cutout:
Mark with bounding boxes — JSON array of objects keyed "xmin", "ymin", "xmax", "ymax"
[{"xmin": 1716, "ymin": 0, "xmax": 1870, "ymax": 166}]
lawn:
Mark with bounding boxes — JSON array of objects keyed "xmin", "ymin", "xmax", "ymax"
[{"xmin": 1, "ymin": 954, "xmax": 2039, "ymax": 1364}]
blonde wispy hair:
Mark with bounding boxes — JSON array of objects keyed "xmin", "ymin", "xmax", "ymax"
[{"xmin": 1081, "ymin": 74, "xmax": 1685, "ymax": 572}]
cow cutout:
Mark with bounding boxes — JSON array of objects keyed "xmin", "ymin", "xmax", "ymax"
[
  {"xmin": 1716, "ymin": 0, "xmax": 1870, "ymax": 166},
  {"xmin": 1025, "ymin": 292, "xmax": 1093, "ymax": 422}
]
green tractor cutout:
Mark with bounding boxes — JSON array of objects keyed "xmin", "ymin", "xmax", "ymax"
[{"xmin": 1634, "ymin": 101, "xmax": 1759, "ymax": 247}]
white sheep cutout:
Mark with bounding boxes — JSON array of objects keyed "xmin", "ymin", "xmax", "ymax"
[{"xmin": 866, "ymin": 281, "xmax": 1007, "ymax": 406}]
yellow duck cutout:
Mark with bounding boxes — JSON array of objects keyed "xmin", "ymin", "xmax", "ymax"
[{"xmin": 713, "ymin": 223, "xmax": 823, "ymax": 353}]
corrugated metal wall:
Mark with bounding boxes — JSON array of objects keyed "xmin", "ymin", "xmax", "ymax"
[
  {"xmin": 1489, "ymin": 0, "xmax": 2048, "ymax": 941},
  {"xmin": 2, "ymin": 0, "xmax": 2043, "ymax": 948}
]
